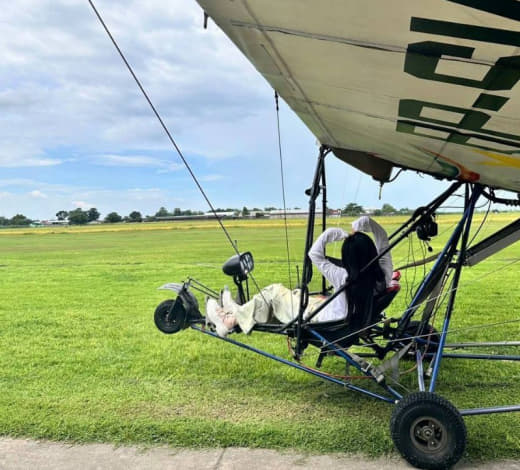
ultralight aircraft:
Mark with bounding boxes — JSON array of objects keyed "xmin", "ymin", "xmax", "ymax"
[{"xmin": 89, "ymin": 1, "xmax": 520, "ymax": 469}]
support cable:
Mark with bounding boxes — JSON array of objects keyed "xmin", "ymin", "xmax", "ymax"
[
  {"xmin": 87, "ymin": 0, "xmax": 235, "ymax": 251},
  {"xmin": 332, "ymin": 172, "xmax": 363, "ymax": 259},
  {"xmin": 87, "ymin": 0, "xmax": 269, "ymax": 300},
  {"xmin": 468, "ymin": 199, "xmax": 491, "ymax": 247},
  {"xmin": 274, "ymin": 91, "xmax": 294, "ymax": 296}
]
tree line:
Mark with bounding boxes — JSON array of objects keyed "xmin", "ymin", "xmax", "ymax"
[
  {"xmin": 2, "ymin": 201, "xmax": 488, "ymax": 228},
  {"xmin": 340, "ymin": 202, "xmax": 412, "ymax": 216},
  {"xmin": 55, "ymin": 208, "xmax": 144, "ymax": 225},
  {"xmin": 0, "ymin": 214, "xmax": 33, "ymax": 226}
]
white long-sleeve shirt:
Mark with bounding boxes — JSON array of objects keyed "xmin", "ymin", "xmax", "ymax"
[{"xmin": 308, "ymin": 216, "xmax": 393, "ymax": 322}]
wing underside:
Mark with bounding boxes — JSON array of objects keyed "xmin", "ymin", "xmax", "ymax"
[{"xmin": 196, "ymin": 0, "xmax": 520, "ymax": 192}]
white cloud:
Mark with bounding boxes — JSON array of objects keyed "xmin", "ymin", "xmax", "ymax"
[
  {"xmin": 98, "ymin": 155, "xmax": 162, "ymax": 167},
  {"xmin": 0, "ymin": 0, "xmax": 270, "ymax": 169},
  {"xmin": 0, "ymin": 179, "xmax": 80, "ymax": 194},
  {"xmin": 0, "ymin": 179, "xmax": 39, "ymax": 188},
  {"xmin": 73, "ymin": 200, "xmax": 93, "ymax": 209},
  {"xmin": 29, "ymin": 190, "xmax": 48, "ymax": 199},
  {"xmin": 95, "ymin": 154, "xmax": 184, "ymax": 172},
  {"xmin": 0, "ymin": 177, "xmax": 196, "ymax": 219},
  {"xmin": 199, "ymin": 174, "xmax": 223, "ymax": 182},
  {"xmin": 5, "ymin": 158, "xmax": 63, "ymax": 168},
  {"xmin": 0, "ymin": 141, "xmax": 63, "ymax": 168}
]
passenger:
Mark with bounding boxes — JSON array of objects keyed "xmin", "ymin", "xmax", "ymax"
[{"xmin": 206, "ymin": 216, "xmax": 393, "ymax": 337}]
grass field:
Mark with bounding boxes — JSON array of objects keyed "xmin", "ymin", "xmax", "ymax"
[{"xmin": 0, "ymin": 214, "xmax": 519, "ymax": 461}]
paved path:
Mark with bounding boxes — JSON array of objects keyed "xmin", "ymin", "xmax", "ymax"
[{"xmin": 0, "ymin": 438, "xmax": 519, "ymax": 470}]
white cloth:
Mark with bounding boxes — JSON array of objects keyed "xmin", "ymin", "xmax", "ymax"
[
  {"xmin": 308, "ymin": 216, "xmax": 393, "ymax": 322},
  {"xmin": 232, "ymin": 283, "xmax": 325, "ymax": 334},
  {"xmin": 307, "ymin": 227, "xmax": 349, "ymax": 322}
]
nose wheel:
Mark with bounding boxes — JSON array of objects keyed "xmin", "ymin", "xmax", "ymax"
[
  {"xmin": 390, "ymin": 392, "xmax": 466, "ymax": 470},
  {"xmin": 154, "ymin": 298, "xmax": 186, "ymax": 334}
]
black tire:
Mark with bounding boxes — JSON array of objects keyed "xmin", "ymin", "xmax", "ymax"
[
  {"xmin": 154, "ymin": 299, "xmax": 186, "ymax": 334},
  {"xmin": 390, "ymin": 392, "xmax": 466, "ymax": 470}
]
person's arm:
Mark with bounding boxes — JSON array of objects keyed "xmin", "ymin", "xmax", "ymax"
[
  {"xmin": 308, "ymin": 228, "xmax": 348, "ymax": 287},
  {"xmin": 352, "ymin": 216, "xmax": 387, "ymax": 252},
  {"xmin": 352, "ymin": 216, "xmax": 393, "ymax": 285}
]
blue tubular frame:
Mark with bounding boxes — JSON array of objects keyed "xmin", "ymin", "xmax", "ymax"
[
  {"xmin": 308, "ymin": 329, "xmax": 402, "ymax": 401},
  {"xmin": 460, "ymin": 405, "xmax": 520, "ymax": 416},
  {"xmin": 192, "ymin": 325, "xmax": 398, "ymax": 403},
  {"xmin": 416, "ymin": 350, "xmax": 425, "ymax": 392},
  {"xmin": 425, "ymin": 352, "xmax": 520, "ymax": 361},
  {"xmin": 429, "ymin": 185, "xmax": 482, "ymax": 392}
]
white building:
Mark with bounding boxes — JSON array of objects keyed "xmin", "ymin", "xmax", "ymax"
[{"xmin": 268, "ymin": 209, "xmax": 323, "ymax": 220}]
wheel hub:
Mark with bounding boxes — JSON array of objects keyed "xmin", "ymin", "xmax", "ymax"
[{"xmin": 410, "ymin": 416, "xmax": 447, "ymax": 454}]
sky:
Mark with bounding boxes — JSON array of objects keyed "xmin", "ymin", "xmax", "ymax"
[{"xmin": 0, "ymin": 0, "xmax": 455, "ymax": 221}]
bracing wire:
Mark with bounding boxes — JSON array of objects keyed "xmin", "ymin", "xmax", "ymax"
[
  {"xmin": 87, "ymin": 0, "xmax": 270, "ymax": 300},
  {"xmin": 468, "ymin": 199, "xmax": 491, "ymax": 247},
  {"xmin": 409, "ymin": 236, "xmax": 418, "ymax": 302},
  {"xmin": 404, "ymin": 236, "xmax": 413, "ymax": 302},
  {"xmin": 352, "ymin": 173, "xmax": 363, "ymax": 204},
  {"xmin": 274, "ymin": 91, "xmax": 295, "ymax": 317},
  {"xmin": 331, "ymin": 169, "xmax": 349, "ymax": 257},
  {"xmin": 420, "ymin": 240, "xmax": 427, "ymax": 285},
  {"xmin": 87, "ymin": 1, "xmax": 230, "ymax": 246},
  {"xmin": 274, "ymin": 92, "xmax": 293, "ymax": 291},
  {"xmin": 331, "ymin": 172, "xmax": 363, "ymax": 260}
]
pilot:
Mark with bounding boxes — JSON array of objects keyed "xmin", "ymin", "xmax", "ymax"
[{"xmin": 206, "ymin": 216, "xmax": 393, "ymax": 337}]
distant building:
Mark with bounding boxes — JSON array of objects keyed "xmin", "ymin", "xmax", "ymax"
[
  {"xmin": 41, "ymin": 219, "xmax": 69, "ymax": 226},
  {"xmin": 268, "ymin": 209, "xmax": 323, "ymax": 219},
  {"xmin": 363, "ymin": 208, "xmax": 378, "ymax": 215},
  {"xmin": 207, "ymin": 211, "xmax": 237, "ymax": 218},
  {"xmin": 157, "ymin": 214, "xmax": 210, "ymax": 221},
  {"xmin": 154, "ymin": 211, "xmax": 239, "ymax": 222},
  {"xmin": 246, "ymin": 211, "xmax": 266, "ymax": 218}
]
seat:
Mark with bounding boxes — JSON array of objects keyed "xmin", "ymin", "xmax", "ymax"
[{"xmin": 302, "ymin": 272, "xmax": 401, "ymax": 361}]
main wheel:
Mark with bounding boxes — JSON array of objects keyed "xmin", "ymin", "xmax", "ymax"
[
  {"xmin": 154, "ymin": 299, "xmax": 186, "ymax": 334},
  {"xmin": 390, "ymin": 392, "xmax": 466, "ymax": 470}
]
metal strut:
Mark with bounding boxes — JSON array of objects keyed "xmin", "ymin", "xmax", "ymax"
[{"xmin": 294, "ymin": 145, "xmax": 330, "ymax": 357}]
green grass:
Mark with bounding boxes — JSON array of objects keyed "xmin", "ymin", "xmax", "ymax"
[{"xmin": 0, "ymin": 215, "xmax": 519, "ymax": 460}]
